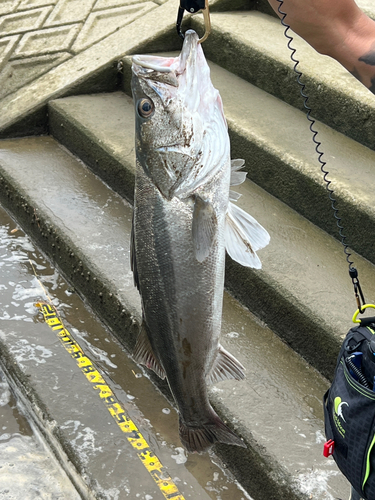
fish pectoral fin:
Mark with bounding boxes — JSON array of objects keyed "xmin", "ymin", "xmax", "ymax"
[
  {"xmin": 225, "ymin": 201, "xmax": 270, "ymax": 269},
  {"xmin": 192, "ymin": 196, "xmax": 218, "ymax": 263},
  {"xmin": 207, "ymin": 345, "xmax": 245, "ymax": 385},
  {"xmin": 133, "ymin": 323, "xmax": 166, "ymax": 380},
  {"xmin": 230, "ymin": 158, "xmax": 247, "ymax": 186}
]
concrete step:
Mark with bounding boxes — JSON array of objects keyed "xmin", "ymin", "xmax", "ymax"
[
  {"xmin": 0, "ymin": 203, "xmax": 255, "ymax": 500},
  {"xmin": 47, "ymin": 91, "xmax": 375, "ymax": 380},
  {"xmin": 190, "ymin": 11, "xmax": 375, "ymax": 152},
  {"xmin": 0, "ymin": 365, "xmax": 82, "ymax": 500},
  {"xmin": 358, "ymin": 0, "xmax": 375, "ymax": 19},
  {"xmin": 0, "ymin": 134, "xmax": 351, "ymax": 500},
  {"xmin": 119, "ymin": 56, "xmax": 375, "ymax": 267}
]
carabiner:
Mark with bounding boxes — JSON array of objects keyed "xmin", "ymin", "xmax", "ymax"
[
  {"xmin": 349, "ymin": 266, "xmax": 366, "ymax": 314},
  {"xmin": 176, "ymin": 0, "xmax": 211, "ymax": 44}
]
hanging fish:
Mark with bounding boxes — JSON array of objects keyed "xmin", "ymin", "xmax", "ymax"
[{"xmin": 131, "ymin": 30, "xmax": 270, "ymax": 453}]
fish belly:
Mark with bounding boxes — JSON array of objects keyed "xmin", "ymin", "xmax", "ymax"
[
  {"xmin": 134, "ymin": 168, "xmax": 224, "ymax": 400},
  {"xmin": 133, "ymin": 169, "xmax": 245, "ymax": 452}
]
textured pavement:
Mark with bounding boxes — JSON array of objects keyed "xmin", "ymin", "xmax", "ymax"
[
  {"xmin": 0, "ymin": 0, "xmax": 167, "ymax": 100},
  {"xmin": 0, "ymin": 0, "xmax": 171, "ymax": 131}
]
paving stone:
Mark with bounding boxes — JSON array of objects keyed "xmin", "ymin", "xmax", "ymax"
[
  {"xmin": 0, "ymin": 0, "xmax": 178, "ymax": 134},
  {"xmin": 0, "ymin": 0, "xmax": 21, "ymax": 16},
  {"xmin": 93, "ymin": 0, "xmax": 153, "ymax": 10},
  {"xmin": 0, "ymin": 7, "xmax": 52, "ymax": 36},
  {"xmin": 0, "ymin": 52, "xmax": 71, "ymax": 99},
  {"xmin": 44, "ymin": 0, "xmax": 96, "ymax": 26},
  {"xmin": 0, "ymin": 35, "xmax": 19, "ymax": 71},
  {"xmin": 17, "ymin": 0, "xmax": 57, "ymax": 10},
  {"xmin": 72, "ymin": 2, "xmax": 157, "ymax": 53},
  {"xmin": 13, "ymin": 24, "xmax": 81, "ymax": 57}
]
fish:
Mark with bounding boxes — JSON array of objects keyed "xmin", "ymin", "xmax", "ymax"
[{"xmin": 131, "ymin": 30, "xmax": 270, "ymax": 453}]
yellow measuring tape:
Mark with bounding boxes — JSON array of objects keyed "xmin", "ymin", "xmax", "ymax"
[{"xmin": 35, "ymin": 301, "xmax": 185, "ymax": 500}]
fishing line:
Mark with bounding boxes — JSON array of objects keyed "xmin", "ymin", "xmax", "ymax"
[{"xmin": 276, "ymin": 0, "xmax": 366, "ymax": 311}]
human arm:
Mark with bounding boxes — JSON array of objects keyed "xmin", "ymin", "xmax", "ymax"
[{"xmin": 267, "ymin": 0, "xmax": 375, "ymax": 93}]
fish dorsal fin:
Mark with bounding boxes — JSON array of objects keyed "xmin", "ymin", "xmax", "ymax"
[
  {"xmin": 133, "ymin": 322, "xmax": 166, "ymax": 380},
  {"xmin": 192, "ymin": 196, "xmax": 217, "ymax": 262},
  {"xmin": 207, "ymin": 345, "xmax": 245, "ymax": 385},
  {"xmin": 230, "ymin": 159, "xmax": 247, "ymax": 186},
  {"xmin": 225, "ymin": 202, "xmax": 270, "ymax": 269}
]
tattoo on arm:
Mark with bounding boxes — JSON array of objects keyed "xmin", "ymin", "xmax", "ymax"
[
  {"xmin": 359, "ymin": 51, "xmax": 375, "ymax": 66},
  {"xmin": 357, "ymin": 50, "xmax": 375, "ymax": 94},
  {"xmin": 350, "ymin": 68, "xmax": 362, "ymax": 83}
]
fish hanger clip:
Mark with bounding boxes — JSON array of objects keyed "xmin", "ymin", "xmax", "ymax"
[{"xmin": 176, "ymin": 0, "xmax": 211, "ymax": 44}]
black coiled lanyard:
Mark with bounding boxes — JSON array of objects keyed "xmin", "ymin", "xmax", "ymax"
[{"xmin": 276, "ymin": 0, "xmax": 369, "ymax": 317}]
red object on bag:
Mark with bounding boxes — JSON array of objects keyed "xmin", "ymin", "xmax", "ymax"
[{"xmin": 323, "ymin": 439, "xmax": 335, "ymax": 457}]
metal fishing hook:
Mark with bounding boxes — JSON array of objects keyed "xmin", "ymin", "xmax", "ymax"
[{"xmin": 176, "ymin": 0, "xmax": 211, "ymax": 44}]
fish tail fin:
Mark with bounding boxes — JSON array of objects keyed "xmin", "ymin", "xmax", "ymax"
[{"xmin": 179, "ymin": 410, "xmax": 246, "ymax": 453}]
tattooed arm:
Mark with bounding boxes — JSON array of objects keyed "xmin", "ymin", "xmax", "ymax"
[{"xmin": 267, "ymin": 0, "xmax": 375, "ymax": 94}]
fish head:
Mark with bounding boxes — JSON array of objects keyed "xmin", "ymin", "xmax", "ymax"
[{"xmin": 131, "ymin": 30, "xmax": 229, "ymax": 200}]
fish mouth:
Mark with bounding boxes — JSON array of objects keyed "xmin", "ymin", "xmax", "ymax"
[
  {"xmin": 132, "ymin": 30, "xmax": 200, "ymax": 76},
  {"xmin": 132, "ymin": 54, "xmax": 175, "ymax": 73}
]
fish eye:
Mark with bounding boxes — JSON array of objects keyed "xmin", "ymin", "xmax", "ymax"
[{"xmin": 138, "ymin": 98, "xmax": 154, "ymax": 118}]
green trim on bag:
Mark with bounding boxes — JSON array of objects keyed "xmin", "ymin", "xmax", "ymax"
[
  {"xmin": 363, "ymin": 434, "xmax": 375, "ymax": 490},
  {"xmin": 342, "ymin": 361, "xmax": 375, "ymax": 400}
]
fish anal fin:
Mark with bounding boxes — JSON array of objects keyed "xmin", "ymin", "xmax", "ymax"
[
  {"xmin": 179, "ymin": 409, "xmax": 246, "ymax": 453},
  {"xmin": 207, "ymin": 345, "xmax": 245, "ymax": 385},
  {"xmin": 133, "ymin": 323, "xmax": 166, "ymax": 380},
  {"xmin": 192, "ymin": 196, "xmax": 217, "ymax": 262}
]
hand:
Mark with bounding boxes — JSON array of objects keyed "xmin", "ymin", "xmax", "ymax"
[{"xmin": 267, "ymin": 0, "xmax": 375, "ymax": 93}]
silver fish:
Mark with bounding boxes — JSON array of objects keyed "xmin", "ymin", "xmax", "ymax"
[{"xmin": 131, "ymin": 30, "xmax": 270, "ymax": 453}]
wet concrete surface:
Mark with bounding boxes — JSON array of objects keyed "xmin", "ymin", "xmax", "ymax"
[
  {"xmin": 0, "ymin": 134, "xmax": 354, "ymax": 499},
  {"xmin": 0, "ymin": 205, "xmax": 252, "ymax": 499},
  {"xmin": 0, "ymin": 366, "xmax": 81, "ymax": 500}
]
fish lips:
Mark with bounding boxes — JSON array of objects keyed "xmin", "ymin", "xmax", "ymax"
[{"xmin": 131, "ymin": 30, "xmax": 202, "ymax": 87}]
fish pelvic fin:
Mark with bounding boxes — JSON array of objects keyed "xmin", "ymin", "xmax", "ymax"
[
  {"xmin": 192, "ymin": 196, "xmax": 217, "ymax": 262},
  {"xmin": 179, "ymin": 410, "xmax": 246, "ymax": 453},
  {"xmin": 225, "ymin": 201, "xmax": 270, "ymax": 269},
  {"xmin": 207, "ymin": 345, "xmax": 245, "ymax": 385},
  {"xmin": 133, "ymin": 322, "xmax": 166, "ymax": 380}
]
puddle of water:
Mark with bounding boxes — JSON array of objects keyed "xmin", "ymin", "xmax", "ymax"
[
  {"xmin": 0, "ymin": 370, "xmax": 32, "ymax": 440},
  {"xmin": 0, "ymin": 207, "xmax": 252, "ymax": 499},
  {"xmin": 0, "ymin": 366, "xmax": 81, "ymax": 500}
]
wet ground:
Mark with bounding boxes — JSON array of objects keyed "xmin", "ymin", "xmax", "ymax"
[
  {"xmin": 0, "ymin": 204, "xmax": 252, "ymax": 499},
  {"xmin": 0, "ymin": 365, "xmax": 81, "ymax": 500}
]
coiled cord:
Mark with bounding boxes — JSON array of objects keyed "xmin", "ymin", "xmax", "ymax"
[
  {"xmin": 345, "ymin": 356, "xmax": 370, "ymax": 388},
  {"xmin": 276, "ymin": 0, "xmax": 355, "ymax": 272}
]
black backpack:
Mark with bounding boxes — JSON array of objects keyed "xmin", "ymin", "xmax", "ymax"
[{"xmin": 324, "ymin": 318, "xmax": 375, "ymax": 499}]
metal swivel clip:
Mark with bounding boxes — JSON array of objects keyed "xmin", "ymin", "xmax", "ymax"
[{"xmin": 176, "ymin": 0, "xmax": 211, "ymax": 44}]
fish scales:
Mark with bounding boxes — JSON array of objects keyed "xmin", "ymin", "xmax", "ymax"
[{"xmin": 131, "ymin": 30, "xmax": 270, "ymax": 453}]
